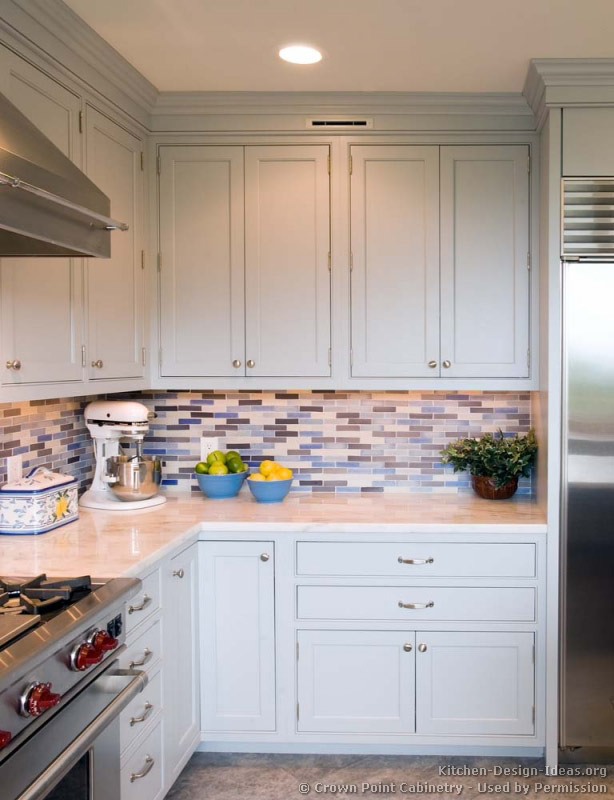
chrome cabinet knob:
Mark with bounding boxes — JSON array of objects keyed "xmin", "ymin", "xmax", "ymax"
[
  {"xmin": 172, "ymin": 569, "xmax": 184, "ymax": 579},
  {"xmin": 403, "ymin": 643, "xmax": 413, "ymax": 652},
  {"xmin": 91, "ymin": 359, "xmax": 103, "ymax": 368},
  {"xmin": 442, "ymin": 360, "xmax": 451, "ymax": 369},
  {"xmin": 247, "ymin": 359, "xmax": 255, "ymax": 368},
  {"xmin": 232, "ymin": 359, "xmax": 242, "ymax": 368},
  {"xmin": 260, "ymin": 553, "xmax": 270, "ymax": 562},
  {"xmin": 418, "ymin": 643, "xmax": 427, "ymax": 653},
  {"xmin": 5, "ymin": 359, "xmax": 21, "ymax": 370},
  {"xmin": 427, "ymin": 360, "xmax": 437, "ymax": 368}
]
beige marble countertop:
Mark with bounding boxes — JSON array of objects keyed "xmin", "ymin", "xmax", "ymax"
[{"xmin": 0, "ymin": 492, "xmax": 547, "ymax": 580}]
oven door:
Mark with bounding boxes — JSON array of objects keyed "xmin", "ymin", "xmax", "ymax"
[{"xmin": 0, "ymin": 665, "xmax": 147, "ymax": 800}]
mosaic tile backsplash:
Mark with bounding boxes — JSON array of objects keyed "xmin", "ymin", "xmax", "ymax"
[{"xmin": 1, "ymin": 391, "xmax": 532, "ymax": 495}]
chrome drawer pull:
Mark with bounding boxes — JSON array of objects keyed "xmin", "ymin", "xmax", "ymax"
[
  {"xmin": 130, "ymin": 755, "xmax": 154, "ymax": 783},
  {"xmin": 398, "ymin": 557, "xmax": 434, "ymax": 565},
  {"xmin": 128, "ymin": 594, "xmax": 151, "ymax": 614},
  {"xmin": 130, "ymin": 701, "xmax": 153, "ymax": 727},
  {"xmin": 398, "ymin": 601, "xmax": 435, "ymax": 610},
  {"xmin": 172, "ymin": 569, "xmax": 184, "ymax": 578},
  {"xmin": 129, "ymin": 648, "xmax": 152, "ymax": 669}
]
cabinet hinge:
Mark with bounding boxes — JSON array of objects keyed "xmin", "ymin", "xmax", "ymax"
[
  {"xmin": 156, "ymin": 155, "xmax": 161, "ymax": 175},
  {"xmin": 296, "ymin": 702, "xmax": 300, "ymax": 721},
  {"xmin": 527, "ymin": 348, "xmax": 531, "ymax": 369},
  {"xmin": 349, "ymin": 251, "xmax": 353, "ymax": 272},
  {"xmin": 532, "ymin": 705, "xmax": 535, "ymax": 724},
  {"xmin": 159, "ymin": 348, "xmax": 163, "ymax": 368},
  {"xmin": 327, "ymin": 251, "xmax": 331, "ymax": 271},
  {"xmin": 532, "ymin": 644, "xmax": 535, "ymax": 664},
  {"xmin": 140, "ymin": 152, "xmax": 144, "ymax": 171},
  {"xmin": 81, "ymin": 345, "xmax": 86, "ymax": 367},
  {"xmin": 78, "ymin": 110, "xmax": 83, "ymax": 134},
  {"xmin": 527, "ymin": 251, "xmax": 531, "ymax": 271},
  {"xmin": 327, "ymin": 154, "xmax": 331, "ymax": 175},
  {"xmin": 328, "ymin": 348, "xmax": 332, "ymax": 368},
  {"xmin": 349, "ymin": 154, "xmax": 353, "ymax": 175},
  {"xmin": 141, "ymin": 249, "xmax": 145, "ymax": 270},
  {"xmin": 157, "ymin": 253, "xmax": 161, "ymax": 272},
  {"xmin": 527, "ymin": 155, "xmax": 531, "ymax": 174},
  {"xmin": 350, "ymin": 348, "xmax": 354, "ymax": 368},
  {"xmin": 142, "ymin": 347, "xmax": 147, "ymax": 367}
]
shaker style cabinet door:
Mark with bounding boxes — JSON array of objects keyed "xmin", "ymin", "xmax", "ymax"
[
  {"xmin": 163, "ymin": 544, "xmax": 200, "ymax": 786},
  {"xmin": 297, "ymin": 630, "xmax": 416, "ymax": 734},
  {"xmin": 0, "ymin": 48, "xmax": 83, "ymax": 385},
  {"xmin": 415, "ymin": 631, "xmax": 535, "ymax": 736},
  {"xmin": 158, "ymin": 146, "xmax": 245, "ymax": 376},
  {"xmin": 199, "ymin": 541, "xmax": 276, "ymax": 732},
  {"xmin": 244, "ymin": 145, "xmax": 331, "ymax": 377},
  {"xmin": 350, "ymin": 146, "xmax": 440, "ymax": 377},
  {"xmin": 440, "ymin": 145, "xmax": 530, "ymax": 378},
  {"xmin": 85, "ymin": 105, "xmax": 144, "ymax": 380}
]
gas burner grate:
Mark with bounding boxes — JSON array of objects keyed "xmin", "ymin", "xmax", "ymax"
[{"xmin": 0, "ymin": 575, "xmax": 92, "ymax": 616}]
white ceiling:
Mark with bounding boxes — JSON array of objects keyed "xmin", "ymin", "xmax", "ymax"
[{"xmin": 64, "ymin": 0, "xmax": 614, "ymax": 93}]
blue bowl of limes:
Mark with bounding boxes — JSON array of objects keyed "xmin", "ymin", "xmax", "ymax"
[
  {"xmin": 195, "ymin": 470, "xmax": 248, "ymax": 499},
  {"xmin": 194, "ymin": 450, "xmax": 248, "ymax": 499}
]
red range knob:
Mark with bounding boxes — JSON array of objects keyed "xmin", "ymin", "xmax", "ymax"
[
  {"xmin": 91, "ymin": 630, "xmax": 119, "ymax": 652},
  {"xmin": 0, "ymin": 730, "xmax": 12, "ymax": 749},
  {"xmin": 73, "ymin": 642, "xmax": 104, "ymax": 671},
  {"xmin": 26, "ymin": 683, "xmax": 61, "ymax": 716}
]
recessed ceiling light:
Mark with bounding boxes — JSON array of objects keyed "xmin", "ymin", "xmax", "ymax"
[{"xmin": 279, "ymin": 45, "xmax": 322, "ymax": 65}]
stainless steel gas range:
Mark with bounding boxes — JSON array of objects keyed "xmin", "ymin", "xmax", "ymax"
[{"xmin": 0, "ymin": 574, "xmax": 147, "ymax": 800}]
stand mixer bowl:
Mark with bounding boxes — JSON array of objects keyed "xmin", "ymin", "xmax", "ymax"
[{"xmin": 106, "ymin": 456, "xmax": 162, "ymax": 502}]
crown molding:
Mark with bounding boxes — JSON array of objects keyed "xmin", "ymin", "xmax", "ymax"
[
  {"xmin": 152, "ymin": 90, "xmax": 533, "ymax": 116},
  {"xmin": 524, "ymin": 59, "xmax": 614, "ymax": 128},
  {"xmin": 0, "ymin": 0, "xmax": 158, "ymax": 127}
]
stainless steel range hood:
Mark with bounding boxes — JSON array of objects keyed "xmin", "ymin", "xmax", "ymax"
[{"xmin": 0, "ymin": 91, "xmax": 128, "ymax": 257}]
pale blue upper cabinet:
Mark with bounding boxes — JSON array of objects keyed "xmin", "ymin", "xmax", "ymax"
[
  {"xmin": 563, "ymin": 108, "xmax": 614, "ymax": 176},
  {"xmin": 440, "ymin": 145, "xmax": 530, "ymax": 378}
]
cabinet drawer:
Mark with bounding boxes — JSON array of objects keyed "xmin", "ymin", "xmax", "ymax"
[
  {"xmin": 296, "ymin": 541, "xmax": 536, "ymax": 578},
  {"xmin": 297, "ymin": 585, "xmax": 535, "ymax": 622},
  {"xmin": 125, "ymin": 569, "xmax": 161, "ymax": 633},
  {"xmin": 119, "ymin": 618, "xmax": 162, "ymax": 673},
  {"xmin": 120, "ymin": 667, "xmax": 161, "ymax": 755},
  {"xmin": 120, "ymin": 719, "xmax": 163, "ymax": 800}
]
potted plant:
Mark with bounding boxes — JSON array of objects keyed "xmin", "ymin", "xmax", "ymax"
[{"xmin": 440, "ymin": 429, "xmax": 537, "ymax": 500}]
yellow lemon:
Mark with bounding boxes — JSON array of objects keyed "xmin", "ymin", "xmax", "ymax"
[
  {"xmin": 274, "ymin": 467, "xmax": 293, "ymax": 481},
  {"xmin": 249, "ymin": 473, "xmax": 266, "ymax": 482},
  {"xmin": 259, "ymin": 460, "xmax": 279, "ymax": 477}
]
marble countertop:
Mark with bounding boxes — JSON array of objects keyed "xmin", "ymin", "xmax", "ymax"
[{"xmin": 0, "ymin": 492, "xmax": 547, "ymax": 580}]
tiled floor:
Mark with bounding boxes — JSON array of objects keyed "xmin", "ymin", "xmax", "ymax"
[{"xmin": 166, "ymin": 753, "xmax": 612, "ymax": 799}]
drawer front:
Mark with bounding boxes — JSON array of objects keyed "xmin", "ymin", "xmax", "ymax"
[
  {"xmin": 120, "ymin": 667, "xmax": 162, "ymax": 755},
  {"xmin": 119, "ymin": 618, "xmax": 162, "ymax": 673},
  {"xmin": 296, "ymin": 541, "xmax": 536, "ymax": 578},
  {"xmin": 297, "ymin": 585, "xmax": 536, "ymax": 622},
  {"xmin": 125, "ymin": 569, "xmax": 161, "ymax": 633},
  {"xmin": 120, "ymin": 719, "xmax": 163, "ymax": 800}
]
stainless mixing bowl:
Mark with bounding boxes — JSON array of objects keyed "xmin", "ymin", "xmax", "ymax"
[{"xmin": 106, "ymin": 455, "xmax": 162, "ymax": 502}]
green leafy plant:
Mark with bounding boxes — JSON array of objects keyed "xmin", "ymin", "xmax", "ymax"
[{"xmin": 440, "ymin": 429, "xmax": 537, "ymax": 487}]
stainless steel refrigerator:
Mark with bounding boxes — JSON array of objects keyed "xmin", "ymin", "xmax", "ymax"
[{"xmin": 560, "ymin": 178, "xmax": 614, "ymax": 761}]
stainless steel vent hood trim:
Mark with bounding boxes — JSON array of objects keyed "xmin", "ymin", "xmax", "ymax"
[{"xmin": 0, "ymin": 91, "xmax": 128, "ymax": 257}]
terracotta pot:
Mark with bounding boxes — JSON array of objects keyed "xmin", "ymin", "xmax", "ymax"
[{"xmin": 471, "ymin": 474, "xmax": 519, "ymax": 500}]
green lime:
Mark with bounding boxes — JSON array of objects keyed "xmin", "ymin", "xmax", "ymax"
[
  {"xmin": 194, "ymin": 462, "xmax": 209, "ymax": 474},
  {"xmin": 225, "ymin": 450, "xmax": 241, "ymax": 461},
  {"xmin": 209, "ymin": 462, "xmax": 229, "ymax": 475},
  {"xmin": 227, "ymin": 457, "xmax": 244, "ymax": 474},
  {"xmin": 206, "ymin": 450, "xmax": 226, "ymax": 466}
]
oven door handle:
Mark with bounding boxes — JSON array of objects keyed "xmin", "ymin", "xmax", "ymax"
[{"xmin": 17, "ymin": 669, "xmax": 148, "ymax": 800}]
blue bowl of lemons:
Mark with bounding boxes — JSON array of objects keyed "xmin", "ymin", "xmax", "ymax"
[
  {"xmin": 194, "ymin": 450, "xmax": 248, "ymax": 499},
  {"xmin": 247, "ymin": 460, "xmax": 294, "ymax": 503}
]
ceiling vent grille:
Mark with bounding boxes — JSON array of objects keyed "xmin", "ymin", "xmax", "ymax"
[
  {"xmin": 306, "ymin": 118, "xmax": 373, "ymax": 129},
  {"xmin": 562, "ymin": 178, "xmax": 614, "ymax": 259}
]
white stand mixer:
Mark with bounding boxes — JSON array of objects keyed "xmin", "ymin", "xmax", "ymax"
[{"xmin": 79, "ymin": 400, "xmax": 167, "ymax": 511}]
